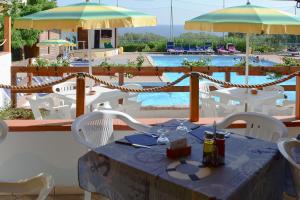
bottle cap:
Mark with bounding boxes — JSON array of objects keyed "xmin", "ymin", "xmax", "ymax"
[
  {"xmin": 216, "ymin": 132, "xmax": 225, "ymax": 139},
  {"xmin": 204, "ymin": 131, "xmax": 214, "ymax": 139}
]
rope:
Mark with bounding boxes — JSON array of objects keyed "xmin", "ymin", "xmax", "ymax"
[
  {"xmin": 84, "ymin": 73, "xmax": 190, "ymax": 92},
  {"xmin": 194, "ymin": 71, "xmax": 299, "ymax": 88},
  {"xmin": 5, "ymin": 71, "xmax": 300, "ymax": 93},
  {"xmin": 9, "ymin": 74, "xmax": 77, "ymax": 91}
]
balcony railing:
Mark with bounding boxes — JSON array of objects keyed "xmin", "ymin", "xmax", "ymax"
[{"xmin": 10, "ymin": 65, "xmax": 300, "ymax": 121}]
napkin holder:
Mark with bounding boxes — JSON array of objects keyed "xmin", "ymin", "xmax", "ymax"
[{"xmin": 167, "ymin": 138, "xmax": 191, "ymax": 159}]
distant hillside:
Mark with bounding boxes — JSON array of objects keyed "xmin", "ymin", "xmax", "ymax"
[{"xmin": 118, "ymin": 25, "xmax": 224, "ymax": 38}]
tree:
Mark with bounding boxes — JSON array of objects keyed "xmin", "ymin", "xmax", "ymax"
[{"xmin": 0, "ymin": 0, "xmax": 56, "ymax": 50}]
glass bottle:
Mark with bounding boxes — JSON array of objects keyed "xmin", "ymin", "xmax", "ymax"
[
  {"xmin": 216, "ymin": 132, "xmax": 225, "ymax": 165},
  {"xmin": 202, "ymin": 131, "xmax": 214, "ymax": 166}
]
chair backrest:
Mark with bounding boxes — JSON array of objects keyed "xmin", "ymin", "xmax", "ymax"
[
  {"xmin": 52, "ymin": 82, "xmax": 76, "ymax": 94},
  {"xmin": 0, "ymin": 173, "xmax": 54, "ymax": 200},
  {"xmin": 27, "ymin": 97, "xmax": 55, "ymax": 120},
  {"xmin": 27, "ymin": 96, "xmax": 72, "ymax": 120},
  {"xmin": 0, "ymin": 120, "xmax": 8, "ymax": 145},
  {"xmin": 278, "ymin": 138, "xmax": 300, "ymax": 197},
  {"xmin": 200, "ymin": 96, "xmax": 218, "ymax": 118},
  {"xmin": 199, "ymin": 82, "xmax": 222, "ymax": 96},
  {"xmin": 167, "ymin": 42, "xmax": 174, "ymax": 49},
  {"xmin": 71, "ymin": 110, "xmax": 151, "ymax": 149},
  {"xmin": 123, "ymin": 84, "xmax": 143, "ymax": 102},
  {"xmin": 216, "ymin": 112, "xmax": 288, "ymax": 142}
]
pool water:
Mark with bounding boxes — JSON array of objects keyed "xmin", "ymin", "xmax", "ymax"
[{"xmin": 137, "ymin": 55, "xmax": 294, "ymax": 106}]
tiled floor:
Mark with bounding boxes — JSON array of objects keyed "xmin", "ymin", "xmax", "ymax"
[{"xmin": 0, "ymin": 193, "xmax": 107, "ymax": 200}]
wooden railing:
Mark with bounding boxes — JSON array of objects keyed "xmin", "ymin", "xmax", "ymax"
[{"xmin": 10, "ymin": 65, "xmax": 300, "ymax": 121}]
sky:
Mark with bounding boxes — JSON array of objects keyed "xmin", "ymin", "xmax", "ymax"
[{"xmin": 57, "ymin": 0, "xmax": 298, "ymax": 25}]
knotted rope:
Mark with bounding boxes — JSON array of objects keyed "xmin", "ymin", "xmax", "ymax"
[{"xmin": 5, "ymin": 71, "xmax": 300, "ymax": 93}]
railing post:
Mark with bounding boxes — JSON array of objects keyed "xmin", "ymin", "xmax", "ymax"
[
  {"xmin": 190, "ymin": 72, "xmax": 199, "ymax": 122},
  {"xmin": 296, "ymin": 73, "xmax": 300, "ymax": 119},
  {"xmin": 76, "ymin": 73, "xmax": 86, "ymax": 117},
  {"xmin": 11, "ymin": 71, "xmax": 17, "ymax": 108},
  {"xmin": 3, "ymin": 16, "xmax": 11, "ymax": 53},
  {"xmin": 118, "ymin": 72, "xmax": 124, "ymax": 86},
  {"xmin": 118, "ymin": 72, "xmax": 124, "ymax": 104},
  {"xmin": 225, "ymin": 72, "xmax": 230, "ymax": 83},
  {"xmin": 27, "ymin": 59, "xmax": 33, "ymax": 95}
]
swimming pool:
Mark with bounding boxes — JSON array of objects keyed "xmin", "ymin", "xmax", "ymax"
[{"xmin": 137, "ymin": 55, "xmax": 295, "ymax": 106}]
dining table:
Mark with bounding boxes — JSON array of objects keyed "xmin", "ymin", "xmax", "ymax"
[
  {"xmin": 78, "ymin": 120, "xmax": 286, "ymax": 200},
  {"xmin": 211, "ymin": 87, "xmax": 285, "ymax": 112}
]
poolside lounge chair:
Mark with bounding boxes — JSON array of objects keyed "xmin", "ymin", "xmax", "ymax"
[
  {"xmin": 166, "ymin": 42, "xmax": 175, "ymax": 54},
  {"xmin": 287, "ymin": 47, "xmax": 299, "ymax": 56},
  {"xmin": 183, "ymin": 45, "xmax": 190, "ymax": 54},
  {"xmin": 226, "ymin": 43, "xmax": 241, "ymax": 54},
  {"xmin": 187, "ymin": 46, "xmax": 198, "ymax": 54},
  {"xmin": 217, "ymin": 45, "xmax": 229, "ymax": 54},
  {"xmin": 204, "ymin": 42, "xmax": 214, "ymax": 54},
  {"xmin": 174, "ymin": 46, "xmax": 184, "ymax": 54}
]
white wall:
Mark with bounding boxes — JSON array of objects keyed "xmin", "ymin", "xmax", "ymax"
[
  {"xmin": 0, "ymin": 130, "xmax": 132, "ymax": 187},
  {"xmin": 0, "ymin": 52, "xmax": 11, "ymax": 107}
]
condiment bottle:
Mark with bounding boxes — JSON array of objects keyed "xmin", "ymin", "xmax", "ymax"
[
  {"xmin": 216, "ymin": 132, "xmax": 225, "ymax": 165},
  {"xmin": 202, "ymin": 131, "xmax": 214, "ymax": 166}
]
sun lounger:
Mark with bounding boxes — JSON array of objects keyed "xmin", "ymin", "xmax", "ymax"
[
  {"xmin": 203, "ymin": 42, "xmax": 215, "ymax": 54},
  {"xmin": 166, "ymin": 42, "xmax": 175, "ymax": 54},
  {"xmin": 287, "ymin": 47, "xmax": 299, "ymax": 56},
  {"xmin": 174, "ymin": 46, "xmax": 184, "ymax": 54},
  {"xmin": 227, "ymin": 43, "xmax": 241, "ymax": 54},
  {"xmin": 183, "ymin": 46, "xmax": 190, "ymax": 54},
  {"xmin": 217, "ymin": 45, "xmax": 229, "ymax": 54}
]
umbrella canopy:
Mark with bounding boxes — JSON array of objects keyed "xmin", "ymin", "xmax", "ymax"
[
  {"xmin": 14, "ymin": 2, "xmax": 157, "ymax": 31},
  {"xmin": 37, "ymin": 39, "xmax": 76, "ymax": 47},
  {"xmin": 185, "ymin": 3, "xmax": 300, "ymax": 35}
]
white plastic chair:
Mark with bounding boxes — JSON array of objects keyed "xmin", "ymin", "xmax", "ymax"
[
  {"xmin": 263, "ymin": 100, "xmax": 295, "ymax": 116},
  {"xmin": 216, "ymin": 112, "xmax": 288, "ymax": 142},
  {"xmin": 199, "ymin": 82, "xmax": 223, "ymax": 97},
  {"xmin": 263, "ymin": 85, "xmax": 285, "ymax": 92},
  {"xmin": 26, "ymin": 96, "xmax": 72, "ymax": 120},
  {"xmin": 72, "ymin": 110, "xmax": 150, "ymax": 200},
  {"xmin": 0, "ymin": 173, "xmax": 54, "ymax": 200},
  {"xmin": 277, "ymin": 138, "xmax": 300, "ymax": 199},
  {"xmin": 200, "ymin": 92, "xmax": 243, "ymax": 118},
  {"xmin": 0, "ymin": 121, "xmax": 54, "ymax": 200},
  {"xmin": 52, "ymin": 81, "xmax": 76, "ymax": 94},
  {"xmin": 120, "ymin": 84, "xmax": 142, "ymax": 114},
  {"xmin": 71, "ymin": 109, "xmax": 151, "ymax": 149}
]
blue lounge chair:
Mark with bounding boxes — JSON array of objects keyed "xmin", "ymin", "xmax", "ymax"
[
  {"xmin": 183, "ymin": 46, "xmax": 190, "ymax": 54},
  {"xmin": 166, "ymin": 42, "xmax": 175, "ymax": 54},
  {"xmin": 174, "ymin": 46, "xmax": 184, "ymax": 54}
]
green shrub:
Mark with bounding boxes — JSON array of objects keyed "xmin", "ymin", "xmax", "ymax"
[
  {"xmin": 0, "ymin": 105, "xmax": 34, "ymax": 120},
  {"xmin": 182, "ymin": 57, "xmax": 210, "ymax": 67},
  {"xmin": 142, "ymin": 44, "xmax": 151, "ymax": 52}
]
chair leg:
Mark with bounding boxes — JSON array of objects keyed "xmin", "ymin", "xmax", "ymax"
[{"xmin": 84, "ymin": 191, "xmax": 91, "ymax": 200}]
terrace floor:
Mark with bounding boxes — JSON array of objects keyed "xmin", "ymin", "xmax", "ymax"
[{"xmin": 0, "ymin": 193, "xmax": 107, "ymax": 200}]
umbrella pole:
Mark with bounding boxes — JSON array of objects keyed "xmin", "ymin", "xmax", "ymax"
[
  {"xmin": 88, "ymin": 29, "xmax": 93, "ymax": 92},
  {"xmin": 245, "ymin": 33, "xmax": 250, "ymax": 112},
  {"xmin": 245, "ymin": 33, "xmax": 250, "ymax": 85}
]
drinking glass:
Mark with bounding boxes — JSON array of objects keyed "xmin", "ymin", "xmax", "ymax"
[
  {"xmin": 157, "ymin": 128, "xmax": 170, "ymax": 145},
  {"xmin": 176, "ymin": 119, "xmax": 189, "ymax": 136}
]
